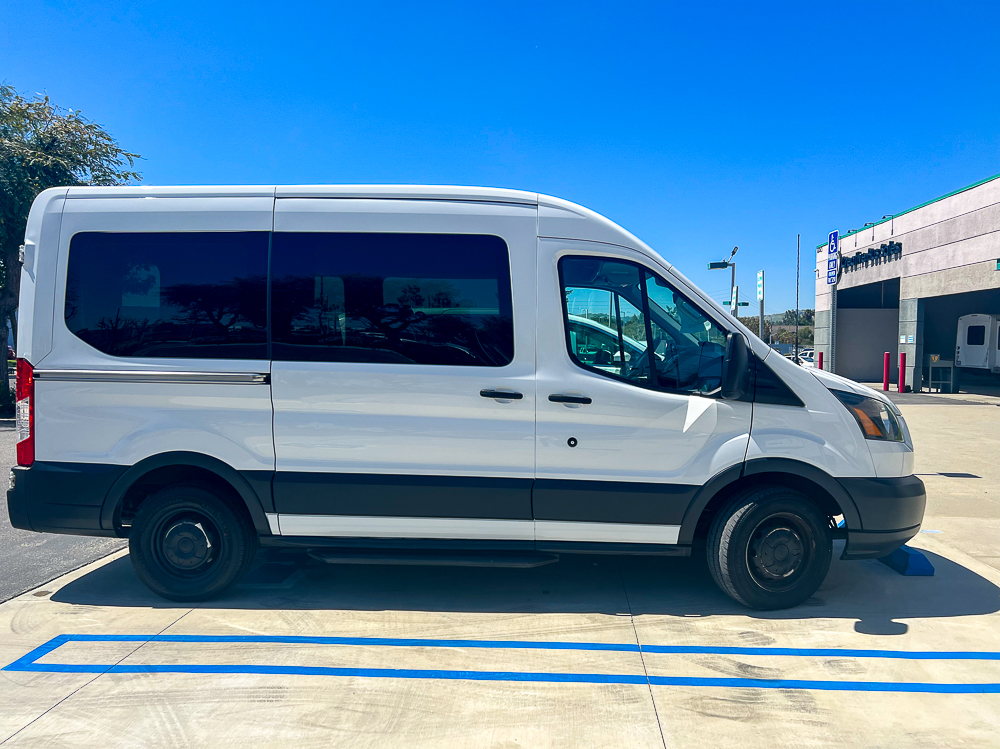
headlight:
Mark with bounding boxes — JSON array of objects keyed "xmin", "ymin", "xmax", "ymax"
[{"xmin": 830, "ymin": 390, "xmax": 904, "ymax": 442}]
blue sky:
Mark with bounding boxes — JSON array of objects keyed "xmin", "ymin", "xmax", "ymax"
[{"xmin": 3, "ymin": 1, "xmax": 998, "ymax": 313}]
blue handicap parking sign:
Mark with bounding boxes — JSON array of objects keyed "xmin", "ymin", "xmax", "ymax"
[{"xmin": 827, "ymin": 230, "xmax": 839, "ymax": 285}]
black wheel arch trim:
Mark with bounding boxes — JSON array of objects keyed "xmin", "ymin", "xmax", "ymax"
[
  {"xmin": 677, "ymin": 463, "xmax": 743, "ymax": 545},
  {"xmin": 677, "ymin": 457, "xmax": 864, "ymax": 545},
  {"xmin": 743, "ymin": 458, "xmax": 864, "ymax": 530},
  {"xmin": 100, "ymin": 452, "xmax": 273, "ymax": 537}
]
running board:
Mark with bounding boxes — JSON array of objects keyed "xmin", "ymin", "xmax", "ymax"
[{"xmin": 307, "ymin": 549, "xmax": 559, "ymax": 568}]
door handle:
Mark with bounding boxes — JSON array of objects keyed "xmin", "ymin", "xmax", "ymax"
[
  {"xmin": 548, "ymin": 394, "xmax": 592, "ymax": 405},
  {"xmin": 480, "ymin": 389, "xmax": 524, "ymax": 400}
]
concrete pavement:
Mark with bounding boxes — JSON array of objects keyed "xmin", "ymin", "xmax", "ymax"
[
  {"xmin": 2, "ymin": 536, "xmax": 998, "ymax": 747},
  {"xmin": 894, "ymin": 399, "xmax": 1000, "ymax": 574},
  {"xmin": 0, "ymin": 422, "xmax": 125, "ymax": 603}
]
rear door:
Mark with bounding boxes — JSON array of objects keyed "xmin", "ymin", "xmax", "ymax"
[
  {"xmin": 957, "ymin": 315, "xmax": 991, "ymax": 368},
  {"xmin": 993, "ymin": 318, "xmax": 1000, "ymax": 372},
  {"xmin": 270, "ymin": 198, "xmax": 537, "ymax": 541},
  {"xmin": 534, "ymin": 239, "xmax": 752, "ymax": 544}
]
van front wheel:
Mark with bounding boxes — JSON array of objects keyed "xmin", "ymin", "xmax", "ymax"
[
  {"xmin": 129, "ymin": 484, "xmax": 256, "ymax": 601},
  {"xmin": 707, "ymin": 487, "xmax": 832, "ymax": 610}
]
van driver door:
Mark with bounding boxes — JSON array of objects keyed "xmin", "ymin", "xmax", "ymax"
[{"xmin": 533, "ymin": 240, "xmax": 752, "ymax": 545}]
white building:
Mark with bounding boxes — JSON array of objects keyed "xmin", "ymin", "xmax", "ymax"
[{"xmin": 814, "ymin": 174, "xmax": 1000, "ymax": 389}]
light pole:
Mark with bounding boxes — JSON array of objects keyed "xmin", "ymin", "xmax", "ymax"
[
  {"xmin": 795, "ymin": 234, "xmax": 800, "ymax": 360},
  {"xmin": 708, "ymin": 246, "xmax": 739, "ymax": 316},
  {"xmin": 757, "ymin": 270, "xmax": 765, "ymax": 342}
]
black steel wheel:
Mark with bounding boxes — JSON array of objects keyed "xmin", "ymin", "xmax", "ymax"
[
  {"xmin": 707, "ymin": 486, "xmax": 832, "ymax": 610},
  {"xmin": 129, "ymin": 484, "xmax": 256, "ymax": 601}
]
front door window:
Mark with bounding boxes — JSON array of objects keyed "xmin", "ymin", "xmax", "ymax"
[
  {"xmin": 560, "ymin": 256, "xmax": 728, "ymax": 396},
  {"xmin": 564, "ymin": 286, "xmax": 648, "ymax": 381}
]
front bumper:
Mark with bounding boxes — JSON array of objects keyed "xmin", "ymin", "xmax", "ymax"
[{"xmin": 838, "ymin": 474, "xmax": 926, "ymax": 559}]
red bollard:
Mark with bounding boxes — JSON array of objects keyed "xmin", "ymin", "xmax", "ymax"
[
  {"xmin": 818, "ymin": 351, "xmax": 824, "ymax": 371},
  {"xmin": 899, "ymin": 352, "xmax": 906, "ymax": 393},
  {"xmin": 883, "ymin": 352, "xmax": 890, "ymax": 391}
]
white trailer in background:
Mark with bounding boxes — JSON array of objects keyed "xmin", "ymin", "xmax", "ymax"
[{"xmin": 955, "ymin": 314, "xmax": 1000, "ymax": 372}]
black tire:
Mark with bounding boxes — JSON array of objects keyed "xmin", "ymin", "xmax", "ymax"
[
  {"xmin": 707, "ymin": 486, "xmax": 832, "ymax": 610},
  {"xmin": 129, "ymin": 484, "xmax": 256, "ymax": 601}
]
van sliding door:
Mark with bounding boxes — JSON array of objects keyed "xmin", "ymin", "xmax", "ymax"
[{"xmin": 269, "ymin": 197, "xmax": 537, "ymax": 541}]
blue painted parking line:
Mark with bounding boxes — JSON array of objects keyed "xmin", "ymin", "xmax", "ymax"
[
  {"xmin": 4, "ymin": 634, "xmax": 1000, "ymax": 694},
  {"xmin": 640, "ymin": 645, "xmax": 1000, "ymax": 660},
  {"xmin": 647, "ymin": 677, "xmax": 1000, "ymax": 694}
]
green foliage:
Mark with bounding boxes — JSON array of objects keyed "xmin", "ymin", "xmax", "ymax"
[
  {"xmin": 621, "ymin": 313, "xmax": 646, "ymax": 342},
  {"xmin": 0, "ymin": 84, "xmax": 140, "ymax": 411},
  {"xmin": 779, "ymin": 308, "xmax": 814, "ymax": 326},
  {"xmin": 771, "ymin": 327, "xmax": 814, "ymax": 346},
  {"xmin": 741, "ymin": 316, "xmax": 770, "ymax": 340}
]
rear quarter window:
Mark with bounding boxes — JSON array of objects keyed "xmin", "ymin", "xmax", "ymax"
[{"xmin": 65, "ymin": 232, "xmax": 269, "ymax": 359}]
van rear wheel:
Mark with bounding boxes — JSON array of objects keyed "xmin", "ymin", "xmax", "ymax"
[
  {"xmin": 707, "ymin": 487, "xmax": 832, "ymax": 610},
  {"xmin": 129, "ymin": 484, "xmax": 256, "ymax": 601}
]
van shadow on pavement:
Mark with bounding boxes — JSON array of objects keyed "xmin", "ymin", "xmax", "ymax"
[{"xmin": 49, "ymin": 543, "xmax": 1000, "ymax": 636}]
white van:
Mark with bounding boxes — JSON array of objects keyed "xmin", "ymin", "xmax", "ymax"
[
  {"xmin": 8, "ymin": 186, "xmax": 925, "ymax": 610},
  {"xmin": 955, "ymin": 314, "xmax": 1000, "ymax": 372}
]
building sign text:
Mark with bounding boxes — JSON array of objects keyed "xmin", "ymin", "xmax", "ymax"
[{"xmin": 842, "ymin": 241, "xmax": 903, "ymax": 273}]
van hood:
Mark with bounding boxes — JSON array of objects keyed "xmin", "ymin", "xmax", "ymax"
[{"xmin": 806, "ymin": 367, "xmax": 895, "ymax": 406}]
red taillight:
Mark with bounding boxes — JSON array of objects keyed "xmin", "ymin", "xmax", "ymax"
[{"xmin": 15, "ymin": 358, "xmax": 33, "ymax": 466}]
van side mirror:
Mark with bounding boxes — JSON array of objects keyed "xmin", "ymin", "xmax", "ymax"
[{"xmin": 721, "ymin": 333, "xmax": 750, "ymax": 400}]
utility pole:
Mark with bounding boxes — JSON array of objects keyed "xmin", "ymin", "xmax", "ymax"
[
  {"xmin": 795, "ymin": 234, "xmax": 800, "ymax": 361},
  {"xmin": 730, "ymin": 262, "xmax": 736, "ymax": 313},
  {"xmin": 757, "ymin": 270, "xmax": 765, "ymax": 341},
  {"xmin": 831, "ymin": 277, "xmax": 837, "ymax": 373}
]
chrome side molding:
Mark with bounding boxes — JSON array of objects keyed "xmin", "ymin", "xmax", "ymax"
[{"xmin": 33, "ymin": 370, "xmax": 270, "ymax": 385}]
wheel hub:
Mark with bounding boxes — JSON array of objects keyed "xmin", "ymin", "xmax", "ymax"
[
  {"xmin": 162, "ymin": 520, "xmax": 213, "ymax": 570},
  {"xmin": 751, "ymin": 525, "xmax": 804, "ymax": 580}
]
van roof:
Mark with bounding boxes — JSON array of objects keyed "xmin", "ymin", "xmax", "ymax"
[
  {"xmin": 64, "ymin": 184, "xmax": 540, "ymax": 203},
  {"xmin": 59, "ymin": 185, "xmax": 655, "ymax": 249},
  {"xmin": 60, "ymin": 182, "xmax": 652, "ymax": 258}
]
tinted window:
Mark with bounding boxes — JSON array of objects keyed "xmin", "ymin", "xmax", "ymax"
[
  {"xmin": 967, "ymin": 325, "xmax": 986, "ymax": 346},
  {"xmin": 65, "ymin": 232, "xmax": 268, "ymax": 359},
  {"xmin": 271, "ymin": 233, "xmax": 513, "ymax": 366},
  {"xmin": 643, "ymin": 270, "xmax": 727, "ymax": 391},
  {"xmin": 560, "ymin": 256, "xmax": 728, "ymax": 395}
]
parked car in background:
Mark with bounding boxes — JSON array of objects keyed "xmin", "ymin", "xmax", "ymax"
[{"xmin": 787, "ymin": 354, "xmax": 815, "ymax": 368}]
